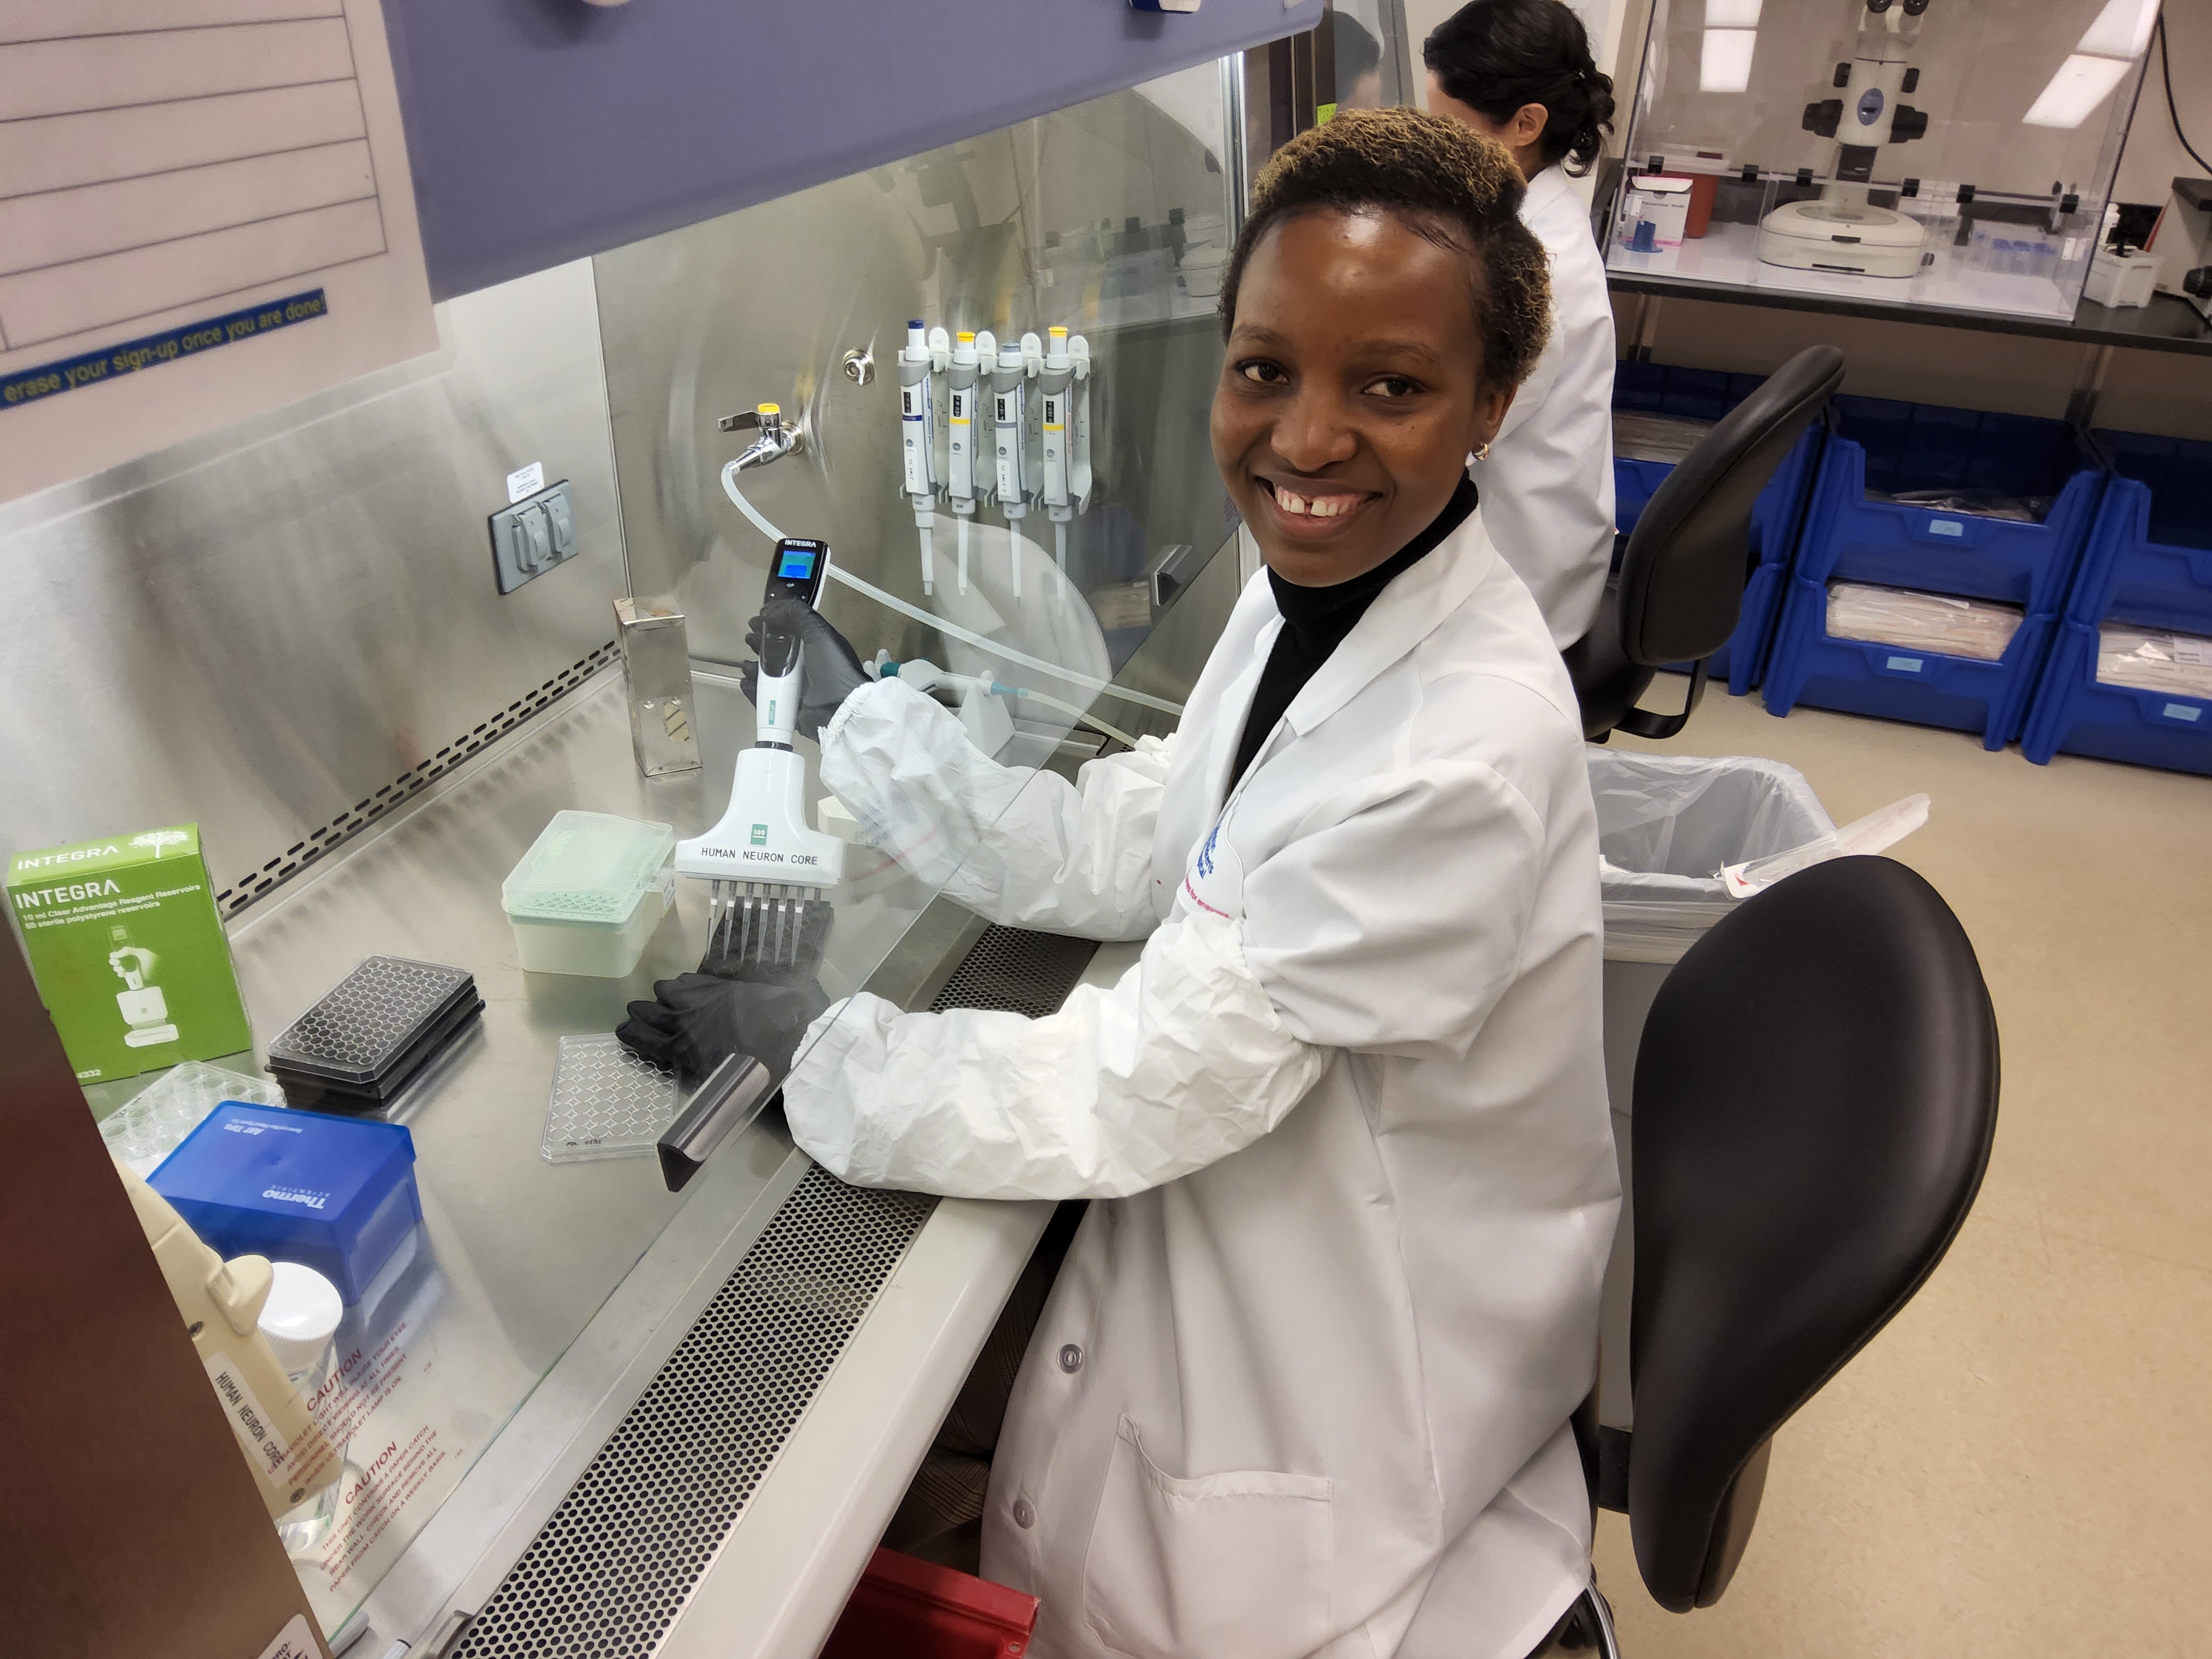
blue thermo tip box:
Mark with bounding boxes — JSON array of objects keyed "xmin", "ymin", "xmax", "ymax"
[{"xmin": 149, "ymin": 1101, "xmax": 422, "ymax": 1303}]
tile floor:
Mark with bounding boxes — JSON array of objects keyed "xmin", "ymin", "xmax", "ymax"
[{"xmin": 1594, "ymin": 690, "xmax": 2211, "ymax": 1657}]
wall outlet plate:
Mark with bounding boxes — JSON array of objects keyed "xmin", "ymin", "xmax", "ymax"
[{"xmin": 489, "ymin": 478, "xmax": 578, "ymax": 594}]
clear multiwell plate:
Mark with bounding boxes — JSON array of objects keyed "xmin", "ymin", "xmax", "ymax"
[
  {"xmin": 541, "ymin": 1035, "xmax": 682, "ymax": 1164},
  {"xmin": 102, "ymin": 1060, "xmax": 288, "ymax": 1176}
]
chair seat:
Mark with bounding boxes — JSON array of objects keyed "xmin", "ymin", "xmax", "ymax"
[{"xmin": 1564, "ymin": 585, "xmax": 1656, "ymax": 742}]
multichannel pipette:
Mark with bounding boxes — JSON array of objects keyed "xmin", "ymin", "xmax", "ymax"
[{"xmin": 675, "ymin": 537, "xmax": 845, "ymax": 968}]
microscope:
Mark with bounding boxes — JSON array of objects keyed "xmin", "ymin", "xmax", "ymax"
[{"xmin": 1758, "ymin": 0, "xmax": 1932, "ymax": 277}]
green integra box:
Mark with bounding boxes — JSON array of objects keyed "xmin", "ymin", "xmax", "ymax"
[{"xmin": 6, "ymin": 824, "xmax": 253, "ymax": 1082}]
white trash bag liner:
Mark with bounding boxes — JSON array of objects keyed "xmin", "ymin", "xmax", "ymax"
[{"xmin": 1589, "ymin": 750, "xmax": 1834, "ymax": 963}]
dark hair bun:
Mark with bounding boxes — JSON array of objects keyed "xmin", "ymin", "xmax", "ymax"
[{"xmin": 1424, "ymin": 0, "xmax": 1616, "ymax": 177}]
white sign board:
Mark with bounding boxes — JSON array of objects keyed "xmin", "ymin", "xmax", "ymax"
[{"xmin": 0, "ymin": 0, "xmax": 439, "ymax": 503}]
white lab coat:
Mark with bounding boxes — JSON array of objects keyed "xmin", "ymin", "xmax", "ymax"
[
  {"xmin": 789, "ymin": 509, "xmax": 1618, "ymax": 1659},
  {"xmin": 1470, "ymin": 164, "xmax": 1618, "ymax": 649}
]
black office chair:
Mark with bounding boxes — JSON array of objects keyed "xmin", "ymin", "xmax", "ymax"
[
  {"xmin": 1549, "ymin": 855, "xmax": 1999, "ymax": 1654},
  {"xmin": 1568, "ymin": 346, "xmax": 1847, "ymax": 743}
]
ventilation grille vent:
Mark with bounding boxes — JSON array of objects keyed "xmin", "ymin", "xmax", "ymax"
[
  {"xmin": 215, "ymin": 641, "xmax": 618, "ymax": 917},
  {"xmin": 929, "ymin": 924, "xmax": 1101, "ymax": 1017},
  {"xmin": 438, "ymin": 925, "xmax": 1097, "ymax": 1657},
  {"xmin": 449, "ymin": 1171, "xmax": 936, "ymax": 1659}
]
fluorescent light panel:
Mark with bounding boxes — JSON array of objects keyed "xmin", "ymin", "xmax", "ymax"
[
  {"xmin": 2022, "ymin": 52, "xmax": 2132, "ymax": 128},
  {"xmin": 1700, "ymin": 28, "xmax": 1758, "ymax": 93},
  {"xmin": 2075, "ymin": 0, "xmax": 2156, "ymax": 59},
  {"xmin": 1705, "ymin": 0, "xmax": 1762, "ymax": 27}
]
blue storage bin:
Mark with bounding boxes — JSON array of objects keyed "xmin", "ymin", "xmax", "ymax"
[
  {"xmin": 1612, "ymin": 361, "xmax": 1822, "ymax": 692},
  {"xmin": 2020, "ymin": 617, "xmax": 2212, "ymax": 775},
  {"xmin": 150, "ymin": 1101, "xmax": 422, "ymax": 1303},
  {"xmin": 1765, "ymin": 574, "xmax": 2054, "ymax": 746},
  {"xmin": 2021, "ymin": 430, "xmax": 2212, "ymax": 774},
  {"xmin": 1762, "ymin": 397, "xmax": 2105, "ymax": 749},
  {"xmin": 1790, "ymin": 397, "xmax": 2103, "ymax": 609},
  {"xmin": 2062, "ymin": 430, "xmax": 2212, "ymax": 632}
]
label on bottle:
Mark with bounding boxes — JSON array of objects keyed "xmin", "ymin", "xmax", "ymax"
[{"xmin": 206, "ymin": 1348, "xmax": 294, "ymax": 1479}]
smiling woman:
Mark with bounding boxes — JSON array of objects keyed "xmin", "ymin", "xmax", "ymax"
[
  {"xmin": 1215, "ymin": 107, "xmax": 1551, "ymax": 587},
  {"xmin": 767, "ymin": 100, "xmax": 1617, "ymax": 1659}
]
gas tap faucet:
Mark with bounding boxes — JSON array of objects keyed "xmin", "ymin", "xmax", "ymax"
[{"xmin": 719, "ymin": 402, "xmax": 806, "ymax": 472}]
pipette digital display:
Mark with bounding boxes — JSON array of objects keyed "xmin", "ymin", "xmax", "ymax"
[{"xmin": 768, "ymin": 537, "xmax": 827, "ymax": 606}]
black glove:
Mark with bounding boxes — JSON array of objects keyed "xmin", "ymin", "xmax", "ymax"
[
  {"xmin": 738, "ymin": 595, "xmax": 870, "ymax": 742},
  {"xmin": 617, "ymin": 970, "xmax": 832, "ymax": 1089}
]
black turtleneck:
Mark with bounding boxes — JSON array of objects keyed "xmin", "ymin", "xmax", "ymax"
[{"xmin": 1228, "ymin": 477, "xmax": 1479, "ymax": 790}]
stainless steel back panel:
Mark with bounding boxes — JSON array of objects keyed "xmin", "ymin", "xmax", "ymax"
[
  {"xmin": 592, "ymin": 74, "xmax": 1239, "ymax": 701},
  {"xmin": 0, "ymin": 260, "xmax": 626, "ymax": 905}
]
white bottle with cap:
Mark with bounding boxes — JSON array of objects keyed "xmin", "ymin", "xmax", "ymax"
[
  {"xmin": 258, "ymin": 1260, "xmax": 347, "ymax": 1558},
  {"xmin": 114, "ymin": 1160, "xmax": 335, "ymax": 1523}
]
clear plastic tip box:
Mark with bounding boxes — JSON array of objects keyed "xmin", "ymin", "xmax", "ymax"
[
  {"xmin": 502, "ymin": 811, "xmax": 676, "ymax": 977},
  {"xmin": 150, "ymin": 1101, "xmax": 421, "ymax": 1303}
]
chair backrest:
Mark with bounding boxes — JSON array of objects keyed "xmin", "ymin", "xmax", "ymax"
[
  {"xmin": 1617, "ymin": 345, "xmax": 1846, "ymax": 668},
  {"xmin": 1625, "ymin": 855, "xmax": 1998, "ymax": 1613}
]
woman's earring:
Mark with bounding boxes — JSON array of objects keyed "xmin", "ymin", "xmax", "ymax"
[{"xmin": 1471, "ymin": 441, "xmax": 1491, "ymax": 462}]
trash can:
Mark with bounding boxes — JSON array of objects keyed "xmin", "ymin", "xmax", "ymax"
[{"xmin": 1588, "ymin": 750, "xmax": 1834, "ymax": 1430}]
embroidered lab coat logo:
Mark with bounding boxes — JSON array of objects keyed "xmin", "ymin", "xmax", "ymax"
[{"xmin": 1178, "ymin": 819, "xmax": 1245, "ymax": 921}]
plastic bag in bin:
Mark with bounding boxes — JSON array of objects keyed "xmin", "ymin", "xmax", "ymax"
[
  {"xmin": 1590, "ymin": 751, "xmax": 1834, "ymax": 963},
  {"xmin": 820, "ymin": 1548, "xmax": 1040, "ymax": 1658}
]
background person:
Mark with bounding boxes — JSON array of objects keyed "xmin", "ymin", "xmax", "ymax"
[{"xmin": 1426, "ymin": 0, "xmax": 1620, "ymax": 650}]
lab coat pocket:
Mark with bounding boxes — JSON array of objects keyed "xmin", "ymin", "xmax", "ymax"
[{"xmin": 1082, "ymin": 1416, "xmax": 1333, "ymax": 1659}]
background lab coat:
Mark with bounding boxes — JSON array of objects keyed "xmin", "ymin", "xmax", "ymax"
[
  {"xmin": 788, "ymin": 510, "xmax": 1619, "ymax": 1658},
  {"xmin": 1470, "ymin": 163, "xmax": 1619, "ymax": 649}
]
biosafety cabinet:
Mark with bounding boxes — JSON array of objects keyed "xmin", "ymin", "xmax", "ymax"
[
  {"xmin": 1606, "ymin": 0, "xmax": 2155, "ymax": 320},
  {"xmin": 1, "ymin": 8, "xmax": 1411, "ymax": 1657}
]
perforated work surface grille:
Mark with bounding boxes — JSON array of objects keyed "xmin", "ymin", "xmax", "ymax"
[
  {"xmin": 929, "ymin": 923, "xmax": 1100, "ymax": 1017},
  {"xmin": 449, "ymin": 1171, "xmax": 935, "ymax": 1659},
  {"xmin": 443, "ymin": 925, "xmax": 1092, "ymax": 1658},
  {"xmin": 265, "ymin": 956, "xmax": 473, "ymax": 1078}
]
